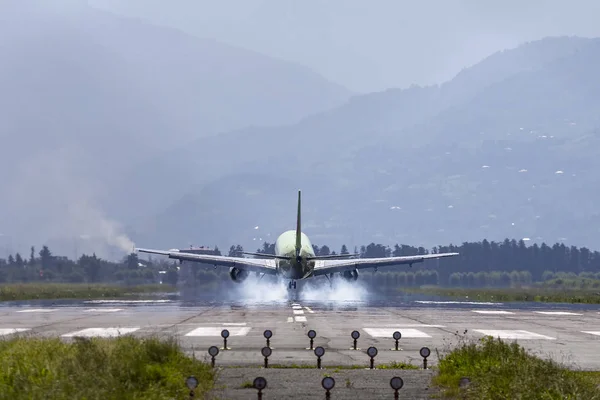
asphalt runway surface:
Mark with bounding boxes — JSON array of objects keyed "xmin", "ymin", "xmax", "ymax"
[{"xmin": 1, "ymin": 294, "xmax": 600, "ymax": 398}]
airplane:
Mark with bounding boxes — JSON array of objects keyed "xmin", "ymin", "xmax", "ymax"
[{"xmin": 136, "ymin": 190, "xmax": 459, "ymax": 290}]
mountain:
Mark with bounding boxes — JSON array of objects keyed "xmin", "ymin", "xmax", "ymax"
[
  {"xmin": 133, "ymin": 36, "xmax": 600, "ymax": 252},
  {"xmin": 0, "ymin": 0, "xmax": 350, "ymax": 258}
]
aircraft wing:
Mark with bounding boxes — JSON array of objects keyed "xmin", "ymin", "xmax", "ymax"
[
  {"xmin": 136, "ymin": 248, "xmax": 278, "ymax": 275},
  {"xmin": 311, "ymin": 252, "xmax": 459, "ymax": 277}
]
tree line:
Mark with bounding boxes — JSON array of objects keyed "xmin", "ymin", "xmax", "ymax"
[{"xmin": 2, "ymin": 238, "xmax": 600, "ymax": 287}]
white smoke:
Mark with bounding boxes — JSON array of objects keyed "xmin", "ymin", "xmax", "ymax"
[
  {"xmin": 3, "ymin": 146, "xmax": 135, "ymax": 260},
  {"xmin": 299, "ymin": 277, "xmax": 370, "ymax": 302}
]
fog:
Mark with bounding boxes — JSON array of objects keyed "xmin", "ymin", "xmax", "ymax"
[
  {"xmin": 2, "ymin": 0, "xmax": 600, "ymax": 260},
  {"xmin": 89, "ymin": 0, "xmax": 600, "ymax": 92}
]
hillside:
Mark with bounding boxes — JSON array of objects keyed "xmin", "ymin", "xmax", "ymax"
[
  {"xmin": 0, "ymin": 0, "xmax": 350, "ymax": 258},
  {"xmin": 132, "ymin": 36, "xmax": 600, "ymax": 252}
]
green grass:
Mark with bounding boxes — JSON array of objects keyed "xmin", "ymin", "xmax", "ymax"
[
  {"xmin": 406, "ymin": 286, "xmax": 600, "ymax": 304},
  {"xmin": 0, "ymin": 335, "xmax": 214, "ymax": 400},
  {"xmin": 0, "ymin": 283, "xmax": 176, "ymax": 301},
  {"xmin": 433, "ymin": 335, "xmax": 600, "ymax": 399}
]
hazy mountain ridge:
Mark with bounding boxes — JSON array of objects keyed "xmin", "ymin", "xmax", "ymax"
[
  {"xmin": 0, "ymin": 1, "xmax": 351, "ymax": 258},
  {"xmin": 136, "ymin": 36, "xmax": 600, "ymax": 252}
]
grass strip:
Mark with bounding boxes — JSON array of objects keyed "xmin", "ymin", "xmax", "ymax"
[
  {"xmin": 0, "ymin": 283, "xmax": 176, "ymax": 301},
  {"xmin": 433, "ymin": 335, "xmax": 600, "ymax": 399},
  {"xmin": 0, "ymin": 335, "xmax": 214, "ymax": 400},
  {"xmin": 405, "ymin": 286, "xmax": 600, "ymax": 304}
]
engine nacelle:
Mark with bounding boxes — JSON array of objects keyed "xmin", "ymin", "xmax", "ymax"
[
  {"xmin": 341, "ymin": 269, "xmax": 359, "ymax": 281},
  {"xmin": 229, "ymin": 267, "xmax": 249, "ymax": 283}
]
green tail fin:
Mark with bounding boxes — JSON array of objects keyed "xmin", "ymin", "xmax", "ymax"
[{"xmin": 296, "ymin": 190, "xmax": 302, "ymax": 252}]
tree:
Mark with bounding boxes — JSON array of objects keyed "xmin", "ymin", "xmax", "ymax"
[
  {"xmin": 126, "ymin": 253, "xmax": 139, "ymax": 270},
  {"xmin": 319, "ymin": 245, "xmax": 330, "ymax": 256},
  {"xmin": 39, "ymin": 246, "xmax": 53, "ymax": 270},
  {"xmin": 7, "ymin": 255, "xmax": 14, "ymax": 265},
  {"xmin": 29, "ymin": 246, "xmax": 35, "ymax": 265},
  {"xmin": 340, "ymin": 244, "xmax": 349, "ymax": 255},
  {"xmin": 228, "ymin": 245, "xmax": 244, "ymax": 257},
  {"xmin": 15, "ymin": 253, "xmax": 24, "ymax": 267}
]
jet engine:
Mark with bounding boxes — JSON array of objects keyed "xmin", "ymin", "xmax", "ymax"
[
  {"xmin": 341, "ymin": 269, "xmax": 359, "ymax": 281},
  {"xmin": 229, "ymin": 267, "xmax": 249, "ymax": 283}
]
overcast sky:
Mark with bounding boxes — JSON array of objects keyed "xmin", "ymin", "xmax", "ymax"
[{"xmin": 89, "ymin": 0, "xmax": 600, "ymax": 92}]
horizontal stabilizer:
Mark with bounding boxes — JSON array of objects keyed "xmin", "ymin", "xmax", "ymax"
[
  {"xmin": 241, "ymin": 252, "xmax": 291, "ymax": 260},
  {"xmin": 306, "ymin": 253, "xmax": 360, "ymax": 260}
]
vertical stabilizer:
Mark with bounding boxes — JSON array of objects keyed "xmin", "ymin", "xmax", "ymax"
[{"xmin": 296, "ymin": 190, "xmax": 302, "ymax": 253}]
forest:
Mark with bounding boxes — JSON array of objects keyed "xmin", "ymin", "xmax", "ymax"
[{"xmin": 1, "ymin": 238, "xmax": 599, "ymax": 290}]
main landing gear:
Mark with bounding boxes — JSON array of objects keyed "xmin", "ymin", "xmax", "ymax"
[{"xmin": 288, "ymin": 280, "xmax": 297, "ymax": 289}]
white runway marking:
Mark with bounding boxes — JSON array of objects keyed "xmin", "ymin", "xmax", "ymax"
[
  {"xmin": 17, "ymin": 309, "xmax": 56, "ymax": 313},
  {"xmin": 294, "ymin": 316, "xmax": 307, "ymax": 322},
  {"xmin": 292, "ymin": 305, "xmax": 302, "ymax": 310},
  {"xmin": 62, "ymin": 327, "xmax": 139, "ymax": 338},
  {"xmin": 582, "ymin": 331, "xmax": 600, "ymax": 337},
  {"xmin": 304, "ymin": 307, "xmax": 314, "ymax": 313},
  {"xmin": 374, "ymin": 324, "xmax": 446, "ymax": 328},
  {"xmin": 85, "ymin": 300, "xmax": 172, "ymax": 304},
  {"xmin": 291, "ymin": 303, "xmax": 300, "ymax": 306},
  {"xmin": 474, "ymin": 330, "xmax": 555, "ymax": 340},
  {"xmin": 223, "ymin": 323, "xmax": 247, "ymax": 326},
  {"xmin": 293, "ymin": 310, "xmax": 304, "ymax": 315},
  {"xmin": 535, "ymin": 311, "xmax": 583, "ymax": 316},
  {"xmin": 287, "ymin": 317, "xmax": 294, "ymax": 323},
  {"xmin": 364, "ymin": 328, "xmax": 432, "ymax": 338},
  {"xmin": 84, "ymin": 308, "xmax": 123, "ymax": 312},
  {"xmin": 185, "ymin": 327, "xmax": 251, "ymax": 336},
  {"xmin": 0, "ymin": 328, "xmax": 30, "ymax": 336},
  {"xmin": 472, "ymin": 310, "xmax": 515, "ymax": 314}
]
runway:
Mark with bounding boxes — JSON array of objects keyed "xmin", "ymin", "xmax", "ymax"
[{"xmin": 1, "ymin": 298, "xmax": 600, "ymax": 370}]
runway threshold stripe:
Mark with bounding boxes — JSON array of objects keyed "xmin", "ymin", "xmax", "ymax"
[
  {"xmin": 294, "ymin": 316, "xmax": 307, "ymax": 322},
  {"xmin": 185, "ymin": 327, "xmax": 251, "ymax": 336},
  {"xmin": 293, "ymin": 310, "xmax": 304, "ymax": 315},
  {"xmin": 474, "ymin": 329, "xmax": 555, "ymax": 340},
  {"xmin": 535, "ymin": 311, "xmax": 583, "ymax": 315},
  {"xmin": 582, "ymin": 331, "xmax": 600, "ymax": 336},
  {"xmin": 287, "ymin": 317, "xmax": 294, "ymax": 323},
  {"xmin": 16, "ymin": 309, "xmax": 56, "ymax": 313},
  {"xmin": 472, "ymin": 310, "xmax": 514, "ymax": 314},
  {"xmin": 62, "ymin": 328, "xmax": 140, "ymax": 338},
  {"xmin": 304, "ymin": 307, "xmax": 315, "ymax": 313},
  {"xmin": 364, "ymin": 328, "xmax": 432, "ymax": 338},
  {"xmin": 0, "ymin": 328, "xmax": 30, "ymax": 336}
]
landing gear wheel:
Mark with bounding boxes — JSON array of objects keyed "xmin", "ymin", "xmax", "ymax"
[{"xmin": 293, "ymin": 281, "xmax": 297, "ymax": 289}]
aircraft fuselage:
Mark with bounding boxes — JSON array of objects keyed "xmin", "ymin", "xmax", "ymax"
[{"xmin": 274, "ymin": 230, "xmax": 315, "ymax": 279}]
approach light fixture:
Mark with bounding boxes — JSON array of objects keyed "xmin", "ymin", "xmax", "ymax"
[
  {"xmin": 208, "ymin": 346, "xmax": 219, "ymax": 367},
  {"xmin": 253, "ymin": 377, "xmax": 267, "ymax": 399},
  {"xmin": 367, "ymin": 346, "xmax": 378, "ymax": 369},
  {"xmin": 314, "ymin": 346, "xmax": 325, "ymax": 369},
  {"xmin": 351, "ymin": 330, "xmax": 360, "ymax": 350},
  {"xmin": 186, "ymin": 376, "xmax": 199, "ymax": 398},
  {"xmin": 393, "ymin": 331, "xmax": 401, "ymax": 351},
  {"xmin": 263, "ymin": 329, "xmax": 272, "ymax": 347},
  {"xmin": 420, "ymin": 346, "xmax": 431, "ymax": 369},
  {"xmin": 390, "ymin": 376, "xmax": 404, "ymax": 399},
  {"xmin": 322, "ymin": 376, "xmax": 335, "ymax": 399},
  {"xmin": 261, "ymin": 346, "xmax": 272, "ymax": 368},
  {"xmin": 307, "ymin": 329, "xmax": 316, "ymax": 349},
  {"xmin": 220, "ymin": 329, "xmax": 230, "ymax": 350}
]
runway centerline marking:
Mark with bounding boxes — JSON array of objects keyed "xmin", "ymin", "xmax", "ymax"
[
  {"xmin": 0, "ymin": 328, "xmax": 30, "ymax": 336},
  {"xmin": 223, "ymin": 323, "xmax": 247, "ymax": 326},
  {"xmin": 364, "ymin": 328, "xmax": 432, "ymax": 338},
  {"xmin": 535, "ymin": 311, "xmax": 583, "ymax": 316},
  {"xmin": 474, "ymin": 330, "xmax": 555, "ymax": 340},
  {"xmin": 293, "ymin": 310, "xmax": 304, "ymax": 315},
  {"xmin": 16, "ymin": 309, "xmax": 56, "ymax": 313},
  {"xmin": 185, "ymin": 327, "xmax": 251, "ymax": 336},
  {"xmin": 294, "ymin": 316, "xmax": 307, "ymax": 322},
  {"xmin": 472, "ymin": 310, "xmax": 514, "ymax": 314},
  {"xmin": 287, "ymin": 317, "xmax": 293, "ymax": 323},
  {"xmin": 84, "ymin": 308, "xmax": 123, "ymax": 312},
  {"xmin": 62, "ymin": 327, "xmax": 139, "ymax": 338},
  {"xmin": 292, "ymin": 305, "xmax": 302, "ymax": 310}
]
